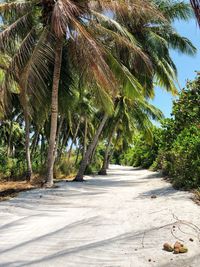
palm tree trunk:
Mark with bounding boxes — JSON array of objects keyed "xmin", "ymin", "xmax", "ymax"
[
  {"xmin": 107, "ymin": 134, "xmax": 119, "ymax": 168},
  {"xmin": 7, "ymin": 119, "xmax": 13, "ymax": 157},
  {"xmin": 98, "ymin": 133, "xmax": 113, "ymax": 175},
  {"xmin": 83, "ymin": 117, "xmax": 88, "ymax": 157},
  {"xmin": 19, "ymin": 91, "xmax": 32, "ymax": 180},
  {"xmin": 31, "ymin": 129, "xmax": 39, "ymax": 157},
  {"xmin": 74, "ymin": 114, "xmax": 108, "ymax": 182},
  {"xmin": 54, "ymin": 115, "xmax": 64, "ymax": 161},
  {"xmin": 89, "ymin": 140, "xmax": 98, "ymax": 165},
  {"xmin": 23, "ymin": 99, "xmax": 33, "ymax": 180},
  {"xmin": 75, "ymin": 144, "xmax": 81, "ymax": 166},
  {"xmin": 67, "ymin": 119, "xmax": 81, "ymax": 162},
  {"xmin": 99, "ymin": 117, "xmax": 120, "ymax": 175},
  {"xmin": 57, "ymin": 128, "xmax": 70, "ymax": 160},
  {"xmin": 45, "ymin": 39, "xmax": 63, "ymax": 187},
  {"xmin": 41, "ymin": 133, "xmax": 45, "ymax": 166}
]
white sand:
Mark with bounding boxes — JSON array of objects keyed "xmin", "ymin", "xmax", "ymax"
[{"xmin": 0, "ymin": 165, "xmax": 200, "ymax": 267}]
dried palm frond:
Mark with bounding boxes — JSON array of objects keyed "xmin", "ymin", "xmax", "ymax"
[{"xmin": 190, "ymin": 0, "xmax": 200, "ymax": 26}]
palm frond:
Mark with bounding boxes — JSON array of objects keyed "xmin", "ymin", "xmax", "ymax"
[
  {"xmin": 0, "ymin": 1, "xmax": 35, "ymax": 17},
  {"xmin": 155, "ymin": 0, "xmax": 193, "ymax": 21},
  {"xmin": 8, "ymin": 28, "xmax": 37, "ymax": 80},
  {"xmin": 19, "ymin": 28, "xmax": 55, "ymax": 102},
  {"xmin": 0, "ymin": 12, "xmax": 33, "ymax": 52},
  {"xmin": 190, "ymin": 0, "xmax": 200, "ymax": 26}
]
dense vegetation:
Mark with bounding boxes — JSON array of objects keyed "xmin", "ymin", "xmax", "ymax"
[
  {"xmin": 119, "ymin": 74, "xmax": 200, "ymax": 189},
  {"xmin": 0, "ymin": 0, "xmax": 198, "ymax": 188}
]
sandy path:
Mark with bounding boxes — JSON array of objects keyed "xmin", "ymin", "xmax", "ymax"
[{"xmin": 0, "ymin": 165, "xmax": 200, "ymax": 267}]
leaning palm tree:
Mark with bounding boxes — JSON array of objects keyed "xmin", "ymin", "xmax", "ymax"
[
  {"xmin": 0, "ymin": 0, "xmax": 161, "ymax": 186},
  {"xmin": 98, "ymin": 96, "xmax": 163, "ymax": 175},
  {"xmin": 190, "ymin": 0, "xmax": 200, "ymax": 26},
  {"xmin": 112, "ymin": 0, "xmax": 196, "ymax": 98}
]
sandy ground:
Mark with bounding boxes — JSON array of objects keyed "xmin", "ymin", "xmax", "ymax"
[{"xmin": 0, "ymin": 165, "xmax": 200, "ymax": 267}]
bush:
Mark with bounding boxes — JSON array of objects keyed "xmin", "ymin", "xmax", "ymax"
[
  {"xmin": 170, "ymin": 126, "xmax": 200, "ymax": 189},
  {"xmin": 54, "ymin": 157, "xmax": 76, "ymax": 178},
  {"xmin": 153, "ymin": 126, "xmax": 200, "ymax": 189},
  {"xmin": 116, "ymin": 75, "xmax": 200, "ymax": 190},
  {"xmin": 119, "ymin": 127, "xmax": 162, "ymax": 169}
]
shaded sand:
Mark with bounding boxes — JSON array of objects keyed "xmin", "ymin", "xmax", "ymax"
[{"xmin": 0, "ymin": 165, "xmax": 200, "ymax": 267}]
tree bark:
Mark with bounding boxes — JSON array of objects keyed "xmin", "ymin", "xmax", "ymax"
[
  {"xmin": 99, "ymin": 118, "xmax": 119, "ymax": 175},
  {"xmin": 7, "ymin": 119, "xmax": 13, "ymax": 157},
  {"xmin": 83, "ymin": 117, "xmax": 88, "ymax": 157},
  {"xmin": 98, "ymin": 134, "xmax": 113, "ymax": 175},
  {"xmin": 75, "ymin": 144, "xmax": 81, "ymax": 166},
  {"xmin": 67, "ymin": 119, "xmax": 81, "ymax": 162},
  {"xmin": 57, "ymin": 128, "xmax": 70, "ymax": 160},
  {"xmin": 19, "ymin": 89, "xmax": 33, "ymax": 181},
  {"xmin": 45, "ymin": 39, "xmax": 63, "ymax": 187},
  {"xmin": 24, "ymin": 113, "xmax": 32, "ymax": 180},
  {"xmin": 23, "ymin": 96, "xmax": 33, "ymax": 180},
  {"xmin": 74, "ymin": 114, "xmax": 108, "ymax": 182},
  {"xmin": 40, "ymin": 133, "xmax": 45, "ymax": 166},
  {"xmin": 54, "ymin": 115, "xmax": 64, "ymax": 161},
  {"xmin": 31, "ymin": 129, "xmax": 39, "ymax": 157}
]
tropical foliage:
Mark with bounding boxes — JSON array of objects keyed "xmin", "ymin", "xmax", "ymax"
[
  {"xmin": 119, "ymin": 74, "xmax": 200, "ymax": 189},
  {"xmin": 0, "ymin": 0, "xmax": 197, "ymax": 187}
]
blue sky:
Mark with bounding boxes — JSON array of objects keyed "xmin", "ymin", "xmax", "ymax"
[{"xmin": 152, "ymin": 18, "xmax": 200, "ymax": 118}]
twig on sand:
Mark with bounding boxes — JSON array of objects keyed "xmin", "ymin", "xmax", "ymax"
[
  {"xmin": 141, "ymin": 213, "xmax": 200, "ymax": 249},
  {"xmin": 149, "ymin": 208, "xmax": 168, "ymax": 215},
  {"xmin": 171, "ymin": 213, "xmax": 200, "ymax": 242},
  {"xmin": 142, "ymin": 231, "xmax": 145, "ymax": 248},
  {"xmin": 171, "ymin": 226, "xmax": 184, "ymax": 242}
]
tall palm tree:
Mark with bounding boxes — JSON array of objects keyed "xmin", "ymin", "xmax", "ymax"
[
  {"xmin": 89, "ymin": 0, "xmax": 196, "ymax": 178},
  {"xmin": 0, "ymin": 0, "xmax": 160, "ymax": 186}
]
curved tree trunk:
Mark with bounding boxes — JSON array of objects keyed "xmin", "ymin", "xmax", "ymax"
[
  {"xmin": 45, "ymin": 39, "xmax": 63, "ymax": 187},
  {"xmin": 89, "ymin": 139, "xmax": 99, "ymax": 165},
  {"xmin": 74, "ymin": 114, "xmax": 108, "ymax": 182},
  {"xmin": 99, "ymin": 118, "xmax": 120, "ymax": 175},
  {"xmin": 107, "ymin": 134, "xmax": 119, "ymax": 168},
  {"xmin": 98, "ymin": 133, "xmax": 113, "ymax": 175}
]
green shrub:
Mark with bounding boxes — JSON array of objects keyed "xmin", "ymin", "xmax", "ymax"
[
  {"xmin": 54, "ymin": 157, "xmax": 76, "ymax": 178},
  {"xmin": 170, "ymin": 126, "xmax": 200, "ymax": 189},
  {"xmin": 119, "ymin": 127, "xmax": 162, "ymax": 169}
]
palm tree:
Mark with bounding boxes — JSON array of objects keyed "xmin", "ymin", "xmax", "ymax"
[
  {"xmin": 0, "ymin": 0, "xmax": 160, "ymax": 186},
  {"xmin": 113, "ymin": 0, "xmax": 196, "ymax": 98},
  {"xmin": 99, "ymin": 96, "xmax": 163, "ymax": 175},
  {"xmin": 74, "ymin": 1, "xmax": 196, "ymax": 182},
  {"xmin": 0, "ymin": 54, "xmax": 33, "ymax": 179}
]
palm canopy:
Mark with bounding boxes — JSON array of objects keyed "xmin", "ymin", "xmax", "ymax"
[
  {"xmin": 0, "ymin": 0, "xmax": 161, "ymax": 108},
  {"xmin": 110, "ymin": 0, "xmax": 196, "ymax": 98},
  {"xmin": 0, "ymin": 0, "xmax": 164, "ymax": 184},
  {"xmin": 0, "ymin": 0, "xmax": 197, "ymax": 184}
]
